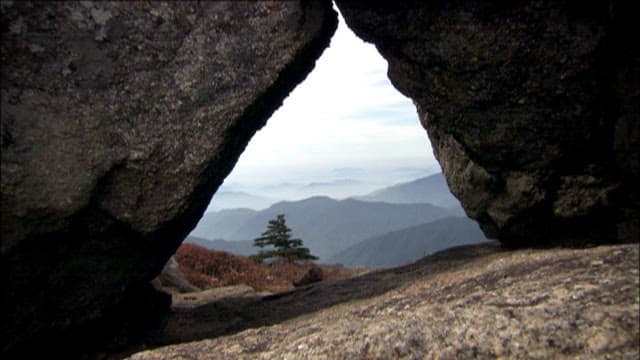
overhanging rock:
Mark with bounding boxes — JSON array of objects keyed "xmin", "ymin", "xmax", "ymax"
[
  {"xmin": 336, "ymin": 0, "xmax": 639, "ymax": 246},
  {"xmin": 1, "ymin": 1, "xmax": 337, "ymax": 354}
]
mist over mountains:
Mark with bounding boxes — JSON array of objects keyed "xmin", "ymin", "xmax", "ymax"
[
  {"xmin": 190, "ymin": 197, "xmax": 456, "ymax": 260},
  {"xmin": 189, "ymin": 172, "xmax": 486, "ymax": 266},
  {"xmin": 355, "ymin": 173, "xmax": 462, "ymax": 209},
  {"xmin": 207, "ymin": 164, "xmax": 442, "ymax": 211},
  {"xmin": 205, "ymin": 192, "xmax": 275, "ymax": 212}
]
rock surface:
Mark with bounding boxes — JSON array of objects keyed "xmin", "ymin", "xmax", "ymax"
[
  {"xmin": 128, "ymin": 243, "xmax": 640, "ymax": 359},
  {"xmin": 1, "ymin": 0, "xmax": 337, "ymax": 354},
  {"xmin": 171, "ymin": 284, "xmax": 257, "ymax": 310},
  {"xmin": 336, "ymin": 0, "xmax": 639, "ymax": 246},
  {"xmin": 152, "ymin": 256, "xmax": 200, "ymax": 294}
]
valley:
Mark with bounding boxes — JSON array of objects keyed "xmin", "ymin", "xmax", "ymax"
[{"xmin": 188, "ymin": 173, "xmax": 487, "ymax": 266}]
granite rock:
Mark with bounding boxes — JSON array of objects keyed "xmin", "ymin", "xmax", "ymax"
[
  {"xmin": 0, "ymin": 0, "xmax": 336, "ymax": 354},
  {"xmin": 336, "ymin": 0, "xmax": 639, "ymax": 246},
  {"xmin": 128, "ymin": 243, "xmax": 640, "ymax": 359}
]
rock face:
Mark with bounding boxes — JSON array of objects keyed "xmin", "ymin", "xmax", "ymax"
[
  {"xmin": 152, "ymin": 257, "xmax": 200, "ymax": 294},
  {"xmin": 336, "ymin": 1, "xmax": 639, "ymax": 246},
  {"xmin": 128, "ymin": 243, "xmax": 640, "ymax": 359},
  {"xmin": 1, "ymin": 0, "xmax": 337, "ymax": 354}
]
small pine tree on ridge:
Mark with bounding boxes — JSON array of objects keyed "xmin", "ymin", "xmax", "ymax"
[{"xmin": 253, "ymin": 214, "xmax": 317, "ymax": 263}]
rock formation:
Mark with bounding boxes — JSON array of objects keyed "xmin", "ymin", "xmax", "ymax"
[
  {"xmin": 152, "ymin": 256, "xmax": 200, "ymax": 294},
  {"xmin": 1, "ymin": 0, "xmax": 337, "ymax": 355},
  {"xmin": 128, "ymin": 243, "xmax": 640, "ymax": 359},
  {"xmin": 2, "ymin": 0, "xmax": 639, "ymax": 357},
  {"xmin": 336, "ymin": 0, "xmax": 639, "ymax": 247}
]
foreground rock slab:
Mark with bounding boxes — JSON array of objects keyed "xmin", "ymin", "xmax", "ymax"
[
  {"xmin": 171, "ymin": 284, "xmax": 257, "ymax": 310},
  {"xmin": 336, "ymin": 1, "xmax": 639, "ymax": 246},
  {"xmin": 1, "ymin": 1, "xmax": 336, "ymax": 354},
  {"xmin": 129, "ymin": 243, "xmax": 639, "ymax": 359}
]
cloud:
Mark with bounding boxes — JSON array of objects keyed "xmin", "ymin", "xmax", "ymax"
[{"xmin": 228, "ymin": 14, "xmax": 436, "ymax": 182}]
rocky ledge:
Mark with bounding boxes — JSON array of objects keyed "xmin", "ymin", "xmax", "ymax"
[{"xmin": 129, "ymin": 243, "xmax": 639, "ymax": 359}]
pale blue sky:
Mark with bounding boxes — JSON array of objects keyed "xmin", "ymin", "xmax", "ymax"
[{"xmin": 215, "ymin": 14, "xmax": 438, "ymax": 199}]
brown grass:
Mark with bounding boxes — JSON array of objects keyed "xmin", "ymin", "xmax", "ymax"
[{"xmin": 175, "ymin": 243, "xmax": 358, "ymax": 293}]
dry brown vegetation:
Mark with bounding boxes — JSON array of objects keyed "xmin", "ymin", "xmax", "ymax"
[{"xmin": 175, "ymin": 243, "xmax": 358, "ymax": 293}]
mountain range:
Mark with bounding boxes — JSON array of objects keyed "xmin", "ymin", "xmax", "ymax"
[
  {"xmin": 355, "ymin": 172, "xmax": 462, "ymax": 209},
  {"xmin": 186, "ymin": 236, "xmax": 260, "ymax": 257},
  {"xmin": 190, "ymin": 196, "xmax": 456, "ymax": 260},
  {"xmin": 206, "ymin": 191, "xmax": 274, "ymax": 212},
  {"xmin": 188, "ymin": 172, "xmax": 478, "ymax": 264},
  {"xmin": 206, "ymin": 172, "xmax": 461, "ymax": 211},
  {"xmin": 188, "ymin": 215, "xmax": 487, "ymax": 268},
  {"xmin": 327, "ymin": 216, "xmax": 486, "ymax": 267}
]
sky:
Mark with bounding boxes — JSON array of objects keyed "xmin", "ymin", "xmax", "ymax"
[{"xmin": 210, "ymin": 12, "xmax": 440, "ymax": 206}]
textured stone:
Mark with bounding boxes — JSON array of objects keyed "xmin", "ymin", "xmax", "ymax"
[
  {"xmin": 152, "ymin": 257, "xmax": 200, "ymax": 294},
  {"xmin": 336, "ymin": 0, "xmax": 639, "ymax": 247},
  {"xmin": 127, "ymin": 243, "xmax": 640, "ymax": 359},
  {"xmin": 0, "ymin": 0, "xmax": 336, "ymax": 354},
  {"xmin": 171, "ymin": 284, "xmax": 257, "ymax": 311}
]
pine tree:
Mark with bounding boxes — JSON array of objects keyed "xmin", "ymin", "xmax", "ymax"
[{"xmin": 252, "ymin": 214, "xmax": 318, "ymax": 263}]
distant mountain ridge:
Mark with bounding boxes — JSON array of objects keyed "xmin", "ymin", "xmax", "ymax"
[
  {"xmin": 207, "ymin": 191, "xmax": 275, "ymax": 211},
  {"xmin": 186, "ymin": 236, "xmax": 259, "ymax": 257},
  {"xmin": 257, "ymin": 179, "xmax": 372, "ymax": 201},
  {"xmin": 356, "ymin": 173, "xmax": 462, "ymax": 209},
  {"xmin": 189, "ymin": 196, "xmax": 458, "ymax": 260},
  {"xmin": 328, "ymin": 217, "xmax": 487, "ymax": 268},
  {"xmin": 205, "ymin": 172, "xmax": 459, "ymax": 211},
  {"xmin": 190, "ymin": 208, "xmax": 258, "ymax": 240}
]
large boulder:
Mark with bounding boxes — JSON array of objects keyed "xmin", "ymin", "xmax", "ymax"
[
  {"xmin": 1, "ymin": 0, "xmax": 337, "ymax": 354},
  {"xmin": 152, "ymin": 256, "xmax": 200, "ymax": 294},
  {"xmin": 336, "ymin": 0, "xmax": 639, "ymax": 246}
]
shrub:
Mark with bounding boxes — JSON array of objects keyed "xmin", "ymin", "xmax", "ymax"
[{"xmin": 175, "ymin": 243, "xmax": 358, "ymax": 293}]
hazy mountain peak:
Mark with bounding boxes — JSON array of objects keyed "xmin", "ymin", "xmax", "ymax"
[
  {"xmin": 356, "ymin": 172, "xmax": 462, "ymax": 209},
  {"xmin": 328, "ymin": 216, "xmax": 487, "ymax": 268}
]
